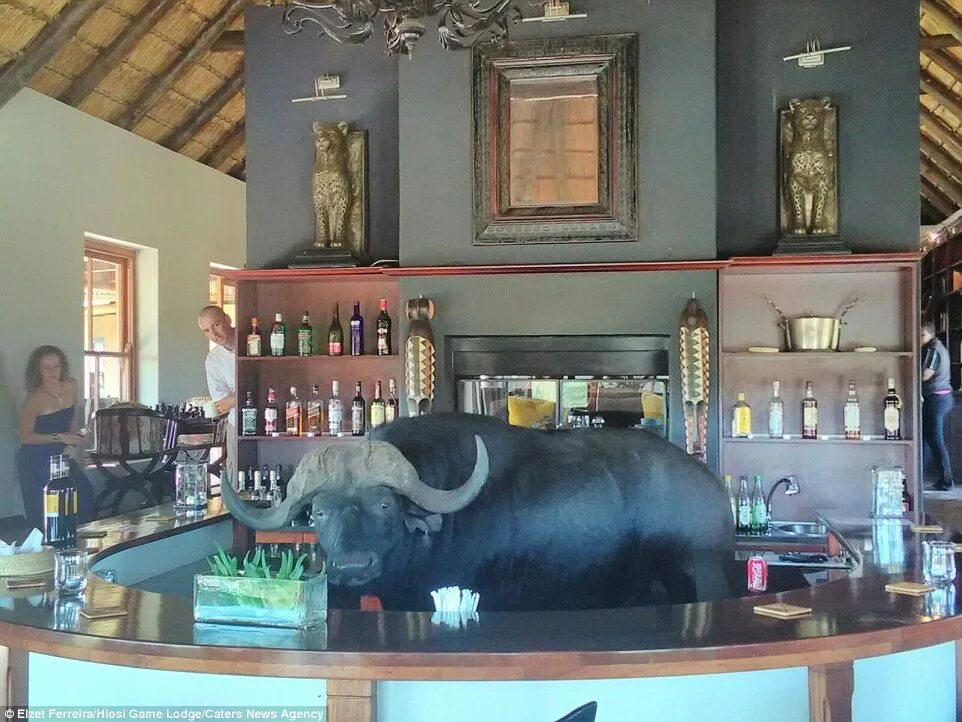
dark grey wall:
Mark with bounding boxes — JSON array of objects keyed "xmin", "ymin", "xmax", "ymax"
[
  {"xmin": 398, "ymin": 0, "xmax": 717, "ymax": 266},
  {"xmin": 399, "ymin": 271, "xmax": 719, "ymax": 468},
  {"xmin": 716, "ymin": 0, "xmax": 920, "ymax": 257},
  {"xmin": 244, "ymin": 6, "xmax": 399, "ymax": 268}
]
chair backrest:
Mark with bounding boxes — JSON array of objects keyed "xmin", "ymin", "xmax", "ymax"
[
  {"xmin": 552, "ymin": 703, "xmax": 598, "ymax": 722},
  {"xmin": 93, "ymin": 406, "xmax": 178, "ymax": 459}
]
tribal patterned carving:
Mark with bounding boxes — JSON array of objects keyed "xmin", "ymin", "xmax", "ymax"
[
  {"xmin": 679, "ymin": 296, "xmax": 710, "ymax": 464},
  {"xmin": 405, "ymin": 297, "xmax": 437, "ymax": 417}
]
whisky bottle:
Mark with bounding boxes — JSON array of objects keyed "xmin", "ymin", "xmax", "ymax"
[
  {"xmin": 264, "ymin": 387, "xmax": 279, "ymax": 436},
  {"xmin": 286, "ymin": 386, "xmax": 303, "ymax": 436},
  {"xmin": 350, "ymin": 301, "xmax": 364, "ymax": 356},
  {"xmin": 802, "ymin": 382, "xmax": 818, "ymax": 439},
  {"xmin": 328, "ymin": 303, "xmax": 343, "ymax": 356},
  {"xmin": 43, "ymin": 455, "xmax": 78, "ymax": 550},
  {"xmin": 247, "ymin": 317, "xmax": 262, "ymax": 357},
  {"xmin": 736, "ymin": 476, "xmax": 751, "ymax": 533},
  {"xmin": 376, "ymin": 298, "xmax": 392, "ymax": 356},
  {"xmin": 731, "ymin": 392, "xmax": 751, "ymax": 437},
  {"xmin": 768, "ymin": 381, "xmax": 784, "ymax": 438},
  {"xmin": 306, "ymin": 384, "xmax": 323, "ymax": 437},
  {"xmin": 328, "ymin": 380, "xmax": 343, "ymax": 436},
  {"xmin": 385, "ymin": 378, "xmax": 398, "ymax": 423},
  {"xmin": 370, "ymin": 380, "xmax": 386, "ymax": 428},
  {"xmin": 351, "ymin": 381, "xmax": 366, "ymax": 437},
  {"xmin": 883, "ymin": 378, "xmax": 902, "ymax": 440},
  {"xmin": 750, "ymin": 475, "xmax": 767, "ymax": 533},
  {"xmin": 252, "ymin": 468, "xmax": 263, "ymax": 501},
  {"xmin": 297, "ymin": 312, "xmax": 313, "ymax": 357},
  {"xmin": 270, "ymin": 313, "xmax": 286, "ymax": 357},
  {"xmin": 723, "ymin": 474, "xmax": 736, "ymax": 527},
  {"xmin": 241, "ymin": 390, "xmax": 258, "ymax": 436},
  {"xmin": 843, "ymin": 380, "xmax": 861, "ymax": 440}
]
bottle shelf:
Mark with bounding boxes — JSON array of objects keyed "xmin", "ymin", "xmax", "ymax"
[
  {"xmin": 238, "ymin": 435, "xmax": 365, "ymax": 443},
  {"xmin": 722, "ymin": 435, "xmax": 912, "ymax": 445},
  {"xmin": 239, "ymin": 354, "xmax": 399, "ymax": 363},
  {"xmin": 720, "ymin": 351, "xmax": 913, "ymax": 358}
]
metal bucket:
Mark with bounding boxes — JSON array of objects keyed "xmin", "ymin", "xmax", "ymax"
[{"xmin": 783, "ymin": 317, "xmax": 841, "ymax": 351}]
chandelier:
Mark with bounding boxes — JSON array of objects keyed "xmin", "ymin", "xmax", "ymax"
[{"xmin": 281, "ymin": 1, "xmax": 541, "ymax": 57}]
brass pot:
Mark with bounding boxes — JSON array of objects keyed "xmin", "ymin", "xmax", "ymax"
[{"xmin": 783, "ymin": 317, "xmax": 841, "ymax": 351}]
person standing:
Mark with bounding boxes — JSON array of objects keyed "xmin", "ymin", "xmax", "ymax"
[
  {"xmin": 198, "ymin": 305, "xmax": 237, "ymax": 487},
  {"xmin": 921, "ymin": 322, "xmax": 955, "ymax": 491},
  {"xmin": 17, "ymin": 346, "xmax": 95, "ymax": 530}
]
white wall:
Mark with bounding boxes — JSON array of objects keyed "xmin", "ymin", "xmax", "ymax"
[{"xmin": 0, "ymin": 89, "xmax": 246, "ymax": 519}]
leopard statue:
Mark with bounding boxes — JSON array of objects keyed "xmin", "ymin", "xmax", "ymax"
[
  {"xmin": 781, "ymin": 97, "xmax": 837, "ymax": 236},
  {"xmin": 311, "ymin": 121, "xmax": 352, "ymax": 248}
]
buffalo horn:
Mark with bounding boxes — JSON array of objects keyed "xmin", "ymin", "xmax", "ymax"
[{"xmin": 220, "ymin": 477, "xmax": 304, "ymax": 530}]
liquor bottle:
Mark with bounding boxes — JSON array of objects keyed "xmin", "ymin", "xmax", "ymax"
[
  {"xmin": 750, "ymin": 475, "xmax": 768, "ymax": 534},
  {"xmin": 736, "ymin": 476, "xmax": 751, "ymax": 534},
  {"xmin": 275, "ymin": 464, "xmax": 285, "ymax": 503},
  {"xmin": 902, "ymin": 479, "xmax": 913, "ymax": 514},
  {"xmin": 802, "ymin": 382, "xmax": 818, "ymax": 439},
  {"xmin": 43, "ymin": 455, "xmax": 78, "ymax": 550},
  {"xmin": 267, "ymin": 470, "xmax": 280, "ymax": 507},
  {"xmin": 843, "ymin": 380, "xmax": 861, "ymax": 440},
  {"xmin": 286, "ymin": 386, "xmax": 303, "ymax": 436},
  {"xmin": 306, "ymin": 384, "xmax": 323, "ymax": 436},
  {"xmin": 376, "ymin": 298, "xmax": 392, "ymax": 356},
  {"xmin": 247, "ymin": 317, "xmax": 262, "ymax": 357},
  {"xmin": 385, "ymin": 378, "xmax": 398, "ymax": 423},
  {"xmin": 270, "ymin": 313, "xmax": 286, "ymax": 357},
  {"xmin": 731, "ymin": 392, "xmax": 751, "ymax": 437},
  {"xmin": 370, "ymin": 380, "xmax": 386, "ymax": 428},
  {"xmin": 264, "ymin": 387, "xmax": 279, "ymax": 436},
  {"xmin": 236, "ymin": 470, "xmax": 246, "ymax": 493},
  {"xmin": 350, "ymin": 301, "xmax": 364, "ymax": 356},
  {"xmin": 240, "ymin": 390, "xmax": 258, "ymax": 436},
  {"xmin": 351, "ymin": 381, "xmax": 366, "ymax": 437},
  {"xmin": 328, "ymin": 380, "xmax": 343, "ymax": 436},
  {"xmin": 883, "ymin": 378, "xmax": 902, "ymax": 440},
  {"xmin": 768, "ymin": 381, "xmax": 784, "ymax": 438},
  {"xmin": 328, "ymin": 303, "xmax": 343, "ymax": 356},
  {"xmin": 297, "ymin": 312, "xmax": 314, "ymax": 357},
  {"xmin": 252, "ymin": 469, "xmax": 263, "ymax": 501},
  {"xmin": 723, "ymin": 474, "xmax": 736, "ymax": 527}
]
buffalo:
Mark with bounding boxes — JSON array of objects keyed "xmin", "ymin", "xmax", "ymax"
[{"xmin": 222, "ymin": 413, "xmax": 734, "ymax": 611}]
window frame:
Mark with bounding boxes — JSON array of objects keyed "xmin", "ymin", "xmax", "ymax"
[
  {"xmin": 209, "ymin": 271, "xmax": 237, "ymax": 310},
  {"xmin": 84, "ymin": 240, "xmax": 136, "ymax": 416}
]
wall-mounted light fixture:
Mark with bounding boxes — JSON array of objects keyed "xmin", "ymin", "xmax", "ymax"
[
  {"xmin": 783, "ymin": 36, "xmax": 852, "ymax": 68},
  {"xmin": 291, "ymin": 74, "xmax": 347, "ymax": 104}
]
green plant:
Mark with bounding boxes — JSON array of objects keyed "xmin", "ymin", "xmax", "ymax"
[{"xmin": 206, "ymin": 545, "xmax": 310, "ymax": 581}]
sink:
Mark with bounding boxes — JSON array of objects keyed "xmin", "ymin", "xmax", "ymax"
[{"xmin": 768, "ymin": 521, "xmax": 827, "ymax": 537}]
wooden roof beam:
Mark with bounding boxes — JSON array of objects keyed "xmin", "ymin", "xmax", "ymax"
[
  {"xmin": 59, "ymin": 0, "xmax": 180, "ymax": 108},
  {"xmin": 922, "ymin": 34, "xmax": 961, "ymax": 50},
  {"xmin": 116, "ymin": 0, "xmax": 251, "ymax": 131},
  {"xmin": 161, "ymin": 66, "xmax": 244, "ymax": 151},
  {"xmin": 921, "ymin": 71, "xmax": 962, "ymax": 122},
  {"xmin": 922, "ymin": 133, "xmax": 962, "ymax": 186},
  {"xmin": 920, "ymin": 104, "xmax": 962, "ymax": 160},
  {"xmin": 922, "ymin": 154, "xmax": 962, "ymax": 207},
  {"xmin": 922, "ymin": 178, "xmax": 956, "ymax": 218},
  {"xmin": 0, "ymin": 0, "xmax": 105, "ymax": 110},
  {"xmin": 212, "ymin": 30, "xmax": 244, "ymax": 53},
  {"xmin": 201, "ymin": 121, "xmax": 245, "ymax": 170},
  {"xmin": 922, "ymin": 0, "xmax": 962, "ymax": 46}
]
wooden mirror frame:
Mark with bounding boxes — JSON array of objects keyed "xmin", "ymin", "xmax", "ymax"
[{"xmin": 472, "ymin": 33, "xmax": 638, "ymax": 246}]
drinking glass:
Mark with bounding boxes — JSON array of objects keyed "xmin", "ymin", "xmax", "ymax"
[
  {"xmin": 871, "ymin": 467, "xmax": 905, "ymax": 519},
  {"xmin": 54, "ymin": 549, "xmax": 89, "ymax": 595},
  {"xmin": 923, "ymin": 540, "xmax": 957, "ymax": 584},
  {"xmin": 175, "ymin": 460, "xmax": 208, "ymax": 512}
]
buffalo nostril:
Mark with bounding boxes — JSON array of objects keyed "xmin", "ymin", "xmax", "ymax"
[{"xmin": 331, "ymin": 553, "xmax": 377, "ymax": 573}]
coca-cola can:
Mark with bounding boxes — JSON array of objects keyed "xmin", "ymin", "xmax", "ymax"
[{"xmin": 747, "ymin": 554, "xmax": 768, "ymax": 592}]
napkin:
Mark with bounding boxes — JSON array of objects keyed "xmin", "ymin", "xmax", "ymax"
[
  {"xmin": 0, "ymin": 528, "xmax": 44, "ymax": 556},
  {"xmin": 430, "ymin": 586, "xmax": 480, "ymax": 629}
]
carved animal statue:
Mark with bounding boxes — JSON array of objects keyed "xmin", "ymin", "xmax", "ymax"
[
  {"xmin": 311, "ymin": 121, "xmax": 352, "ymax": 248},
  {"xmin": 782, "ymin": 97, "xmax": 836, "ymax": 235},
  {"xmin": 223, "ymin": 413, "xmax": 734, "ymax": 611}
]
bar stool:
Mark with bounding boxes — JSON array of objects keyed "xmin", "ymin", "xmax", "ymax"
[{"xmin": 553, "ymin": 702, "xmax": 597, "ymax": 722}]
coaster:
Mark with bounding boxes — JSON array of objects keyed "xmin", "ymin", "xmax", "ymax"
[
  {"xmin": 753, "ymin": 602, "xmax": 812, "ymax": 620},
  {"xmin": 5, "ymin": 577, "xmax": 47, "ymax": 590},
  {"xmin": 910, "ymin": 524, "xmax": 944, "ymax": 534},
  {"xmin": 885, "ymin": 581, "xmax": 935, "ymax": 596},
  {"xmin": 77, "ymin": 530, "xmax": 107, "ymax": 539},
  {"xmin": 80, "ymin": 606, "xmax": 128, "ymax": 620}
]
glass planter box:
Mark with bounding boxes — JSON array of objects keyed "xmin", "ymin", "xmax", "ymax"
[{"xmin": 193, "ymin": 573, "xmax": 327, "ymax": 629}]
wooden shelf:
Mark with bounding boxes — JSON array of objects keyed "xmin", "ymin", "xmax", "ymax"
[
  {"xmin": 239, "ymin": 435, "xmax": 365, "ymax": 443},
  {"xmin": 721, "ymin": 351, "xmax": 912, "ymax": 358},
  {"xmin": 722, "ymin": 436, "xmax": 912, "ymax": 445},
  {"xmin": 239, "ymin": 354, "xmax": 399, "ymax": 363}
]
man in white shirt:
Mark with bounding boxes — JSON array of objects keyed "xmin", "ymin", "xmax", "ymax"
[{"xmin": 198, "ymin": 305, "xmax": 236, "ymax": 486}]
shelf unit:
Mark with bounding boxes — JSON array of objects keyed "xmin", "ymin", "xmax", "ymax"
[
  {"xmin": 719, "ymin": 256, "xmax": 920, "ymax": 522},
  {"xmin": 922, "ymin": 238, "xmax": 962, "ymax": 389},
  {"xmin": 230, "ymin": 268, "xmax": 403, "ymax": 477}
]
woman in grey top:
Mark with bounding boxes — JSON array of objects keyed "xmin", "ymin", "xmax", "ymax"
[{"xmin": 921, "ymin": 322, "xmax": 954, "ymax": 491}]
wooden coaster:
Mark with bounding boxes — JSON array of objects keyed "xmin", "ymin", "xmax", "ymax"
[
  {"xmin": 910, "ymin": 524, "xmax": 944, "ymax": 534},
  {"xmin": 885, "ymin": 581, "xmax": 935, "ymax": 596},
  {"xmin": 5, "ymin": 577, "xmax": 47, "ymax": 590},
  {"xmin": 753, "ymin": 602, "xmax": 812, "ymax": 620},
  {"xmin": 80, "ymin": 606, "xmax": 128, "ymax": 620}
]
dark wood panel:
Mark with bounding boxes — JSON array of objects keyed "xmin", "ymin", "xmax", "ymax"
[{"xmin": 808, "ymin": 662, "xmax": 853, "ymax": 722}]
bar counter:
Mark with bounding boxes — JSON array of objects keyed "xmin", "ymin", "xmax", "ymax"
[{"xmin": 1, "ymin": 504, "xmax": 958, "ymax": 721}]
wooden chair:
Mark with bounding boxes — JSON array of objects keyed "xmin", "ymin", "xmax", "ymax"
[{"xmin": 553, "ymin": 703, "xmax": 597, "ymax": 722}]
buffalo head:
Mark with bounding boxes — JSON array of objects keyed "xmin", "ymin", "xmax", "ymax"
[{"xmin": 221, "ymin": 436, "xmax": 489, "ymax": 586}]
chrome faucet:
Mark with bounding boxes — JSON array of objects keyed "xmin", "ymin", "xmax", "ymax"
[{"xmin": 766, "ymin": 475, "xmax": 800, "ymax": 521}]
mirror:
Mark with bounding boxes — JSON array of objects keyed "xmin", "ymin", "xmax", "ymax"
[{"xmin": 473, "ymin": 33, "xmax": 637, "ymax": 245}]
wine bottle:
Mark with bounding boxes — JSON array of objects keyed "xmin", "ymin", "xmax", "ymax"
[
  {"xmin": 802, "ymin": 382, "xmax": 818, "ymax": 439},
  {"xmin": 241, "ymin": 390, "xmax": 258, "ymax": 436},
  {"xmin": 264, "ymin": 387, "xmax": 279, "ymax": 436},
  {"xmin": 328, "ymin": 303, "xmax": 343, "ymax": 356},
  {"xmin": 297, "ymin": 312, "xmax": 313, "ymax": 357},
  {"xmin": 270, "ymin": 313, "xmax": 286, "ymax": 357},
  {"xmin": 328, "ymin": 380, "xmax": 343, "ymax": 436},
  {"xmin": 247, "ymin": 317, "xmax": 262, "ymax": 357},
  {"xmin": 306, "ymin": 384, "xmax": 323, "ymax": 437},
  {"xmin": 768, "ymin": 381, "xmax": 784, "ymax": 438},
  {"xmin": 350, "ymin": 301, "xmax": 364, "ymax": 356},
  {"xmin": 884, "ymin": 378, "xmax": 902, "ymax": 440},
  {"xmin": 286, "ymin": 386, "xmax": 302, "ymax": 436},
  {"xmin": 385, "ymin": 378, "xmax": 398, "ymax": 423},
  {"xmin": 843, "ymin": 380, "xmax": 861, "ymax": 440},
  {"xmin": 351, "ymin": 381, "xmax": 366, "ymax": 437},
  {"xmin": 371, "ymin": 380, "xmax": 386, "ymax": 428},
  {"xmin": 376, "ymin": 298, "xmax": 392, "ymax": 356}
]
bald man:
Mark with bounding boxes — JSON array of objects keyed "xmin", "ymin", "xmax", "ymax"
[{"xmin": 198, "ymin": 305, "xmax": 237, "ymax": 486}]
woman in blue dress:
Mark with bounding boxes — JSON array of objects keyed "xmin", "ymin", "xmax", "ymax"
[{"xmin": 17, "ymin": 346, "xmax": 95, "ymax": 530}]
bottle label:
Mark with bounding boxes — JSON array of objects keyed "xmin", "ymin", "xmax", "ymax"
[
  {"xmin": 328, "ymin": 401, "xmax": 342, "ymax": 434},
  {"xmin": 371, "ymin": 406, "xmax": 386, "ymax": 428},
  {"xmin": 738, "ymin": 504, "xmax": 751, "ymax": 528},
  {"xmin": 385, "ymin": 404, "xmax": 397, "ymax": 423},
  {"xmin": 377, "ymin": 329, "xmax": 389, "ymax": 355},
  {"xmin": 803, "ymin": 407, "xmax": 818, "ymax": 431},
  {"xmin": 270, "ymin": 332, "xmax": 284, "ymax": 355},
  {"xmin": 286, "ymin": 406, "xmax": 300, "ymax": 434},
  {"xmin": 352, "ymin": 406, "xmax": 364, "ymax": 434},
  {"xmin": 247, "ymin": 335, "xmax": 261, "ymax": 356},
  {"xmin": 307, "ymin": 403, "xmax": 322, "ymax": 433},
  {"xmin": 732, "ymin": 408, "xmax": 751, "ymax": 436},
  {"xmin": 844, "ymin": 405, "xmax": 860, "ymax": 434},
  {"xmin": 752, "ymin": 501, "xmax": 767, "ymax": 528},
  {"xmin": 768, "ymin": 404, "xmax": 783, "ymax": 437},
  {"xmin": 884, "ymin": 407, "xmax": 900, "ymax": 432},
  {"xmin": 44, "ymin": 491, "xmax": 59, "ymax": 516},
  {"xmin": 297, "ymin": 331, "xmax": 312, "ymax": 356},
  {"xmin": 329, "ymin": 341, "xmax": 342, "ymax": 355},
  {"xmin": 264, "ymin": 409, "xmax": 278, "ymax": 434},
  {"xmin": 241, "ymin": 408, "xmax": 258, "ymax": 436}
]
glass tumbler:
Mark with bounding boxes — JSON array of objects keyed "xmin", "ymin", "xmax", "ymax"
[
  {"xmin": 175, "ymin": 460, "xmax": 208, "ymax": 512},
  {"xmin": 923, "ymin": 540, "xmax": 958, "ymax": 584},
  {"xmin": 54, "ymin": 549, "xmax": 89, "ymax": 595}
]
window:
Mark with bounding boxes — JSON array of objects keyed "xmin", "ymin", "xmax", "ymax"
[
  {"xmin": 84, "ymin": 242, "xmax": 135, "ymax": 425},
  {"xmin": 209, "ymin": 271, "xmax": 237, "ymax": 348}
]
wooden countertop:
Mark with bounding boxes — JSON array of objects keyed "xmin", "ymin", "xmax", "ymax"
[{"xmin": 0, "ymin": 506, "xmax": 958, "ymax": 681}]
